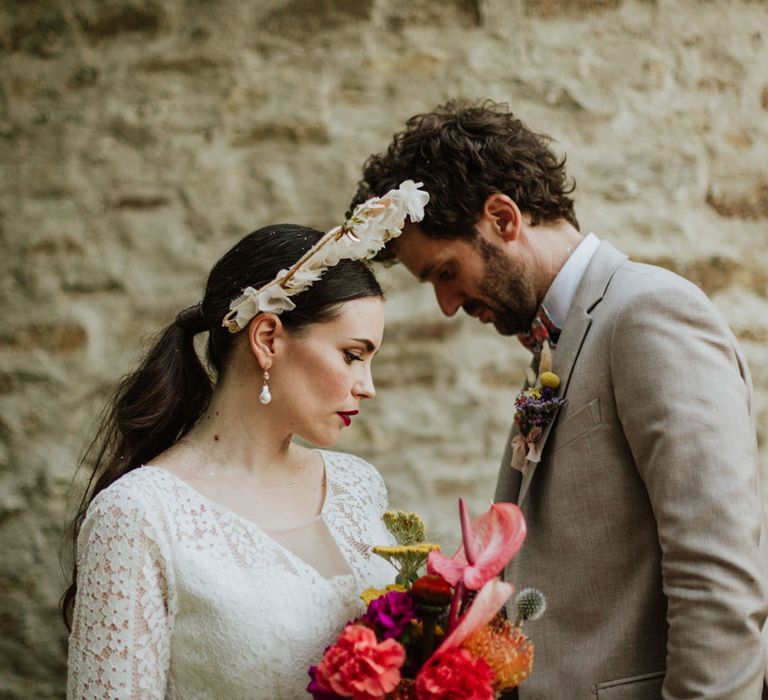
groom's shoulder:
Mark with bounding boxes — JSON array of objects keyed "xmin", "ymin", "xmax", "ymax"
[
  {"xmin": 601, "ymin": 255, "xmax": 739, "ymax": 349},
  {"xmin": 606, "ymin": 255, "xmax": 715, "ymax": 312},
  {"xmin": 619, "ymin": 257, "xmax": 702, "ymax": 292}
]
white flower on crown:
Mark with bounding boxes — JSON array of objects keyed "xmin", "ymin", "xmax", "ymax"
[
  {"xmin": 221, "ymin": 180, "xmax": 429, "ymax": 332},
  {"xmin": 318, "ymin": 242, "xmax": 343, "ymax": 267},
  {"xmin": 391, "ymin": 179, "xmax": 430, "ymax": 222},
  {"xmin": 226, "ymin": 287, "xmax": 261, "ymax": 332},
  {"xmin": 374, "ymin": 203, "xmax": 407, "ymax": 239},
  {"xmin": 258, "ymin": 284, "xmax": 296, "ymax": 314},
  {"xmin": 223, "ymin": 284, "xmax": 297, "ymax": 332},
  {"xmin": 281, "ymin": 267, "xmax": 323, "ymax": 294}
]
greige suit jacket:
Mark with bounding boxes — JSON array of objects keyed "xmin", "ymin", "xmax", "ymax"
[{"xmin": 495, "ymin": 242, "xmax": 768, "ymax": 699}]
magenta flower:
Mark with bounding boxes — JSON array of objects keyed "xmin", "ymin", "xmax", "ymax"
[{"xmin": 363, "ymin": 590, "xmax": 417, "ymax": 639}]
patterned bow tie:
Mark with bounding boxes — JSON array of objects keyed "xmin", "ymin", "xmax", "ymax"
[{"xmin": 517, "ymin": 305, "xmax": 561, "ymax": 353}]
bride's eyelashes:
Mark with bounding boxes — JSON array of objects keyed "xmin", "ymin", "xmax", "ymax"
[{"xmin": 344, "ymin": 350, "xmax": 363, "ymax": 363}]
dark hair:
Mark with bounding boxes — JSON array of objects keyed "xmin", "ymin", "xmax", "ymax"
[
  {"xmin": 61, "ymin": 224, "xmax": 382, "ymax": 626},
  {"xmin": 350, "ymin": 99, "xmax": 579, "ymax": 261}
]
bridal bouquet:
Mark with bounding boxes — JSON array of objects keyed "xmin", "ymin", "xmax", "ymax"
[{"xmin": 307, "ymin": 500, "xmax": 545, "ymax": 700}]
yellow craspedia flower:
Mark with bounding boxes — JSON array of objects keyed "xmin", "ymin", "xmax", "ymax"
[
  {"xmin": 360, "ymin": 584, "xmax": 407, "ymax": 606},
  {"xmin": 372, "ymin": 543, "xmax": 440, "ymax": 557},
  {"xmin": 372, "ymin": 543, "xmax": 442, "ymax": 586},
  {"xmin": 540, "ymin": 371, "xmax": 560, "ymax": 389}
]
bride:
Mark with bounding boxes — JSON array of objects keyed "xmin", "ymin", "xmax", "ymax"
[{"xmin": 63, "ymin": 183, "xmax": 429, "ymax": 698}]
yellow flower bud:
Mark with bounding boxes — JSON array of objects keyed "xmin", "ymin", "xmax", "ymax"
[{"xmin": 540, "ymin": 371, "xmax": 560, "ymax": 389}]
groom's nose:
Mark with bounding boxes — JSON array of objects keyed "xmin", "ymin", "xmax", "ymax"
[{"xmin": 434, "ymin": 286, "xmax": 462, "ymax": 317}]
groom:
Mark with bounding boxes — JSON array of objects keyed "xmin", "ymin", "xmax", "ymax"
[{"xmin": 350, "ymin": 101, "xmax": 768, "ymax": 699}]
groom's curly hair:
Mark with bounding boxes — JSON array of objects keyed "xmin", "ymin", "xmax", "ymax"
[{"xmin": 349, "ymin": 99, "xmax": 579, "ymax": 262}]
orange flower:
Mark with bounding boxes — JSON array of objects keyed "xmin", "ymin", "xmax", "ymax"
[
  {"xmin": 462, "ymin": 617, "xmax": 534, "ymax": 691},
  {"xmin": 315, "ymin": 624, "xmax": 406, "ymax": 700}
]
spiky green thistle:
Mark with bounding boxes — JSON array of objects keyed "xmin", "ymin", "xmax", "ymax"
[{"xmin": 514, "ymin": 587, "xmax": 547, "ymax": 627}]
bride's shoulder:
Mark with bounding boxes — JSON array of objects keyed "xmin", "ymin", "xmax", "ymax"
[
  {"xmin": 85, "ymin": 466, "xmax": 176, "ymax": 521},
  {"xmin": 321, "ymin": 450, "xmax": 386, "ymax": 492},
  {"xmin": 322, "ymin": 449, "xmax": 379, "ymax": 476}
]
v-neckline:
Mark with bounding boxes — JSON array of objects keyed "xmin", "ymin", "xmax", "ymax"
[{"xmin": 142, "ymin": 452, "xmax": 355, "ymax": 583}]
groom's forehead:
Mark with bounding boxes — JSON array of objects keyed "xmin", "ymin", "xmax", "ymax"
[{"xmin": 394, "ymin": 224, "xmax": 469, "ymax": 281}]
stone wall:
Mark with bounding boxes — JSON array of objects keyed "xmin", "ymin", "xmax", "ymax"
[{"xmin": 1, "ymin": 0, "xmax": 766, "ymax": 696}]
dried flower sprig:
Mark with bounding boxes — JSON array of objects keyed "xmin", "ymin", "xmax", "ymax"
[{"xmin": 513, "ymin": 386, "xmax": 566, "ymax": 437}]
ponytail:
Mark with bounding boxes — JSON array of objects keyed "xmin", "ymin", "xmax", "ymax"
[{"xmin": 61, "ymin": 316, "xmax": 211, "ymax": 627}]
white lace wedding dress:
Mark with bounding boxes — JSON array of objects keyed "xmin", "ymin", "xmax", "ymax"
[{"xmin": 67, "ymin": 450, "xmax": 396, "ymax": 699}]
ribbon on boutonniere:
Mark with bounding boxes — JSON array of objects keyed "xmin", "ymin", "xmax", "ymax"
[
  {"xmin": 511, "ymin": 341, "xmax": 566, "ymax": 475},
  {"xmin": 510, "ymin": 427, "xmax": 543, "ymax": 475}
]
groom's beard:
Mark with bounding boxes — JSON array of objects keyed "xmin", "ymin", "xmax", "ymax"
[{"xmin": 466, "ymin": 239, "xmax": 538, "ymax": 337}]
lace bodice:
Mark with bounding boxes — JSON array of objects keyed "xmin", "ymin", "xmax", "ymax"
[{"xmin": 67, "ymin": 451, "xmax": 395, "ymax": 699}]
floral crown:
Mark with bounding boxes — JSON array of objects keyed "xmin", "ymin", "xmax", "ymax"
[{"xmin": 222, "ymin": 180, "xmax": 429, "ymax": 333}]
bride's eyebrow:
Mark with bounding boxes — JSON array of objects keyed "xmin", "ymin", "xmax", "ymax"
[{"xmin": 351, "ymin": 338, "xmax": 377, "ymax": 352}]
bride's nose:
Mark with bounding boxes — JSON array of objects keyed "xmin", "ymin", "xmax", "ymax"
[{"xmin": 353, "ymin": 367, "xmax": 376, "ymax": 400}]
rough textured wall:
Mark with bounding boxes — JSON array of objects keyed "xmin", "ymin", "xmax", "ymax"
[{"xmin": 1, "ymin": 0, "xmax": 767, "ymax": 696}]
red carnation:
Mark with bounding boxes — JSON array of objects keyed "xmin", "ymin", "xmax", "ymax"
[
  {"xmin": 415, "ymin": 647, "xmax": 495, "ymax": 700},
  {"xmin": 315, "ymin": 624, "xmax": 406, "ymax": 700},
  {"xmin": 410, "ymin": 574, "xmax": 453, "ymax": 607}
]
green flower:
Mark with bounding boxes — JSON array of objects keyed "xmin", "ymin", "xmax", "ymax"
[{"xmin": 383, "ymin": 510, "xmax": 427, "ymax": 545}]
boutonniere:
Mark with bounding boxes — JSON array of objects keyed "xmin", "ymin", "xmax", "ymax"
[{"xmin": 511, "ymin": 341, "xmax": 566, "ymax": 474}]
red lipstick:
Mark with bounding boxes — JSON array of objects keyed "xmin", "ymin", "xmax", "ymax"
[{"xmin": 337, "ymin": 410, "xmax": 359, "ymax": 427}]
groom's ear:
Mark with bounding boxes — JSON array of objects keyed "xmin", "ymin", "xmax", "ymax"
[{"xmin": 482, "ymin": 193, "xmax": 522, "ymax": 243}]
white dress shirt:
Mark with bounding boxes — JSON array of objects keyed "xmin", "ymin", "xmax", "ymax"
[{"xmin": 541, "ymin": 233, "xmax": 601, "ymax": 329}]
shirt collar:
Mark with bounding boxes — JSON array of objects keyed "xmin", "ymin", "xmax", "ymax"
[{"xmin": 541, "ymin": 233, "xmax": 601, "ymax": 328}]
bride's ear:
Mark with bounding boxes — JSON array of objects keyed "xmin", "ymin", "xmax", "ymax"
[{"xmin": 246, "ymin": 314, "xmax": 282, "ymax": 369}]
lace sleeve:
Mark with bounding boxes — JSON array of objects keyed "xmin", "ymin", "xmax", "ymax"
[{"xmin": 67, "ymin": 483, "xmax": 174, "ymax": 700}]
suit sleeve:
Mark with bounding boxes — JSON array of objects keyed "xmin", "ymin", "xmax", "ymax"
[{"xmin": 611, "ymin": 279, "xmax": 767, "ymax": 699}]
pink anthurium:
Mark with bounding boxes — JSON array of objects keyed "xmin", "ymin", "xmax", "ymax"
[
  {"xmin": 428, "ymin": 499, "xmax": 527, "ymax": 591},
  {"xmin": 423, "ymin": 577, "xmax": 515, "ymax": 666}
]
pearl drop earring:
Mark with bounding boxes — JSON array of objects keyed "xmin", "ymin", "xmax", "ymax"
[{"xmin": 259, "ymin": 369, "xmax": 272, "ymax": 405}]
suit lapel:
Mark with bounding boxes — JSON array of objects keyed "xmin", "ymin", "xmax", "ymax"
[
  {"xmin": 514, "ymin": 241, "xmax": 628, "ymax": 506},
  {"xmin": 494, "ymin": 356, "xmax": 537, "ymax": 504}
]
